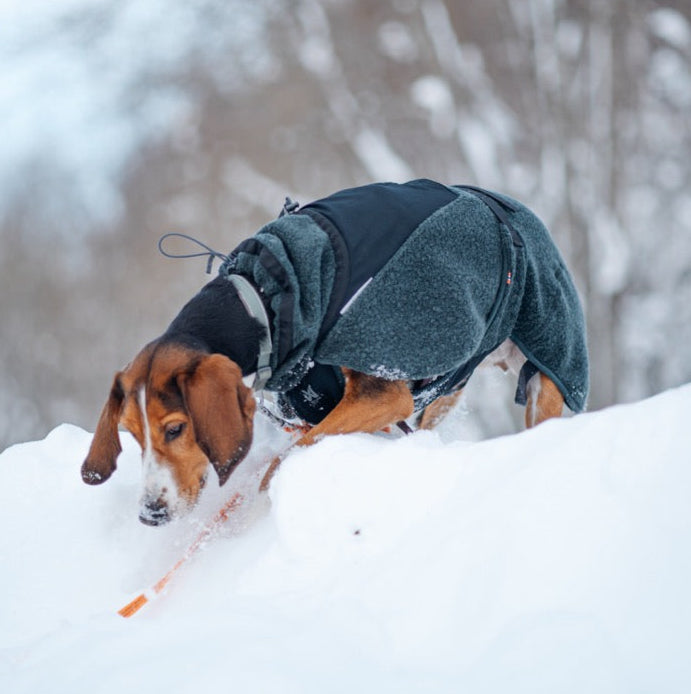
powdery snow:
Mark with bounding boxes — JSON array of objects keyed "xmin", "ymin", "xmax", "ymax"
[{"xmin": 1, "ymin": 384, "xmax": 691, "ymax": 693}]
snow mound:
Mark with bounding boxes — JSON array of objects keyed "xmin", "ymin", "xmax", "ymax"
[{"xmin": 2, "ymin": 385, "xmax": 691, "ymax": 693}]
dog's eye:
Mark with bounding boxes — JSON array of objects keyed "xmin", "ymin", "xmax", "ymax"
[{"xmin": 164, "ymin": 422, "xmax": 185, "ymax": 442}]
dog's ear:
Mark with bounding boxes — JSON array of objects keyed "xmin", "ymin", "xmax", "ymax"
[
  {"xmin": 81, "ymin": 373, "xmax": 125, "ymax": 485},
  {"xmin": 179, "ymin": 354, "xmax": 256, "ymax": 486}
]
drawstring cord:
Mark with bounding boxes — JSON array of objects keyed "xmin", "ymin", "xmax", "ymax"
[
  {"xmin": 158, "ymin": 233, "xmax": 230, "ymax": 274},
  {"xmin": 158, "ymin": 196, "xmax": 299, "ymax": 274}
]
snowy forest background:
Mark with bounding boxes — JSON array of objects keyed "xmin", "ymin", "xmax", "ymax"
[{"xmin": 1, "ymin": 0, "xmax": 690, "ymax": 449}]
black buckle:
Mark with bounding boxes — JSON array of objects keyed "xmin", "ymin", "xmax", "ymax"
[{"xmin": 279, "ymin": 196, "xmax": 300, "ymax": 217}]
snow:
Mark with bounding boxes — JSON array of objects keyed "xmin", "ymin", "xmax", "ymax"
[
  {"xmin": 649, "ymin": 47, "xmax": 691, "ymax": 108},
  {"xmin": 0, "ymin": 0, "xmax": 274, "ymax": 230},
  {"xmin": 589, "ymin": 209, "xmax": 631, "ymax": 294},
  {"xmin": 351, "ymin": 128, "xmax": 414, "ymax": 182},
  {"xmin": 410, "ymin": 75, "xmax": 457, "ymax": 139},
  {"xmin": 377, "ymin": 21, "xmax": 419, "ymax": 63},
  {"xmin": 648, "ymin": 7, "xmax": 691, "ymax": 51},
  {"xmin": 2, "ymin": 384, "xmax": 691, "ymax": 692}
]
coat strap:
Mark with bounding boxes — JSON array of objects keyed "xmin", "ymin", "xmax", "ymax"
[{"xmin": 454, "ymin": 185, "xmax": 524, "ymax": 248}]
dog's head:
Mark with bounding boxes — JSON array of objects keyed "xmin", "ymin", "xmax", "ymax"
[{"xmin": 81, "ymin": 340, "xmax": 255, "ymax": 525}]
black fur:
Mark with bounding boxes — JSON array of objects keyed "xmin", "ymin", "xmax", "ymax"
[{"xmin": 163, "ymin": 275, "xmax": 266, "ymax": 375}]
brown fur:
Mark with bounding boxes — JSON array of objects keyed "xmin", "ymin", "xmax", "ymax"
[
  {"xmin": 81, "ymin": 342, "xmax": 255, "ymax": 513},
  {"xmin": 83, "ymin": 337, "xmax": 564, "ymax": 523},
  {"xmin": 525, "ymin": 372, "xmax": 564, "ymax": 428},
  {"xmin": 417, "ymin": 390, "xmax": 465, "ymax": 430}
]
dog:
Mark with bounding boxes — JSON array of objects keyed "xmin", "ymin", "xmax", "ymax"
[{"xmin": 81, "ymin": 180, "xmax": 588, "ymax": 525}]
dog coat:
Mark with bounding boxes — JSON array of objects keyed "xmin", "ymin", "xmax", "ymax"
[{"xmin": 225, "ymin": 179, "xmax": 589, "ymax": 422}]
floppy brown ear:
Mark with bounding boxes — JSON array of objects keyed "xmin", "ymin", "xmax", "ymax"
[
  {"xmin": 179, "ymin": 354, "xmax": 256, "ymax": 486},
  {"xmin": 81, "ymin": 373, "xmax": 124, "ymax": 485}
]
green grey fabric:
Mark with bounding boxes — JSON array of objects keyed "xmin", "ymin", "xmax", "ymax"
[
  {"xmin": 231, "ymin": 213, "xmax": 336, "ymax": 391},
  {"xmin": 318, "ymin": 191, "xmax": 511, "ymax": 379},
  {"xmin": 229, "ymin": 186, "xmax": 588, "ymax": 413},
  {"xmin": 502, "ymin": 196, "xmax": 589, "ymax": 411}
]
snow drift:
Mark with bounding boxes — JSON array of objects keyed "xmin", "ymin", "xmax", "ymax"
[{"xmin": 2, "ymin": 384, "xmax": 691, "ymax": 693}]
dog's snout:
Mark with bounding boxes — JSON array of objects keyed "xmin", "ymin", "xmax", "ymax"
[{"xmin": 139, "ymin": 497, "xmax": 171, "ymax": 526}]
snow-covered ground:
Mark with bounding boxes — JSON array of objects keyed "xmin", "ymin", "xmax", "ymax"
[{"xmin": 1, "ymin": 384, "xmax": 691, "ymax": 693}]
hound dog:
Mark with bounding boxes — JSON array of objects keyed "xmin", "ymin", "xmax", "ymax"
[{"xmin": 81, "ymin": 180, "xmax": 588, "ymax": 525}]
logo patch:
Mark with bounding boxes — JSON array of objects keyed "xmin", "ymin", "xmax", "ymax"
[{"xmin": 300, "ymin": 385, "xmax": 322, "ymax": 406}]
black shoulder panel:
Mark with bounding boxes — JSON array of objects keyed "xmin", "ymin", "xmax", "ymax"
[{"xmin": 300, "ymin": 179, "xmax": 458, "ymax": 333}]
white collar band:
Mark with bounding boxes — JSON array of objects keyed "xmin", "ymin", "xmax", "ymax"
[{"xmin": 227, "ymin": 274, "xmax": 273, "ymax": 391}]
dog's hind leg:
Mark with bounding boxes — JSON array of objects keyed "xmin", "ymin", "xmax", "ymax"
[
  {"xmin": 525, "ymin": 372, "xmax": 564, "ymax": 428},
  {"xmin": 417, "ymin": 390, "xmax": 464, "ymax": 430},
  {"xmin": 259, "ymin": 369, "xmax": 414, "ymax": 491}
]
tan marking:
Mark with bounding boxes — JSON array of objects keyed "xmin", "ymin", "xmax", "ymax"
[
  {"xmin": 143, "ymin": 384, "xmax": 208, "ymax": 507},
  {"xmin": 525, "ymin": 372, "xmax": 564, "ymax": 428},
  {"xmin": 418, "ymin": 390, "xmax": 464, "ymax": 430}
]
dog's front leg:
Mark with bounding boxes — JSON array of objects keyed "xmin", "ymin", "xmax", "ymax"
[{"xmin": 259, "ymin": 369, "xmax": 414, "ymax": 491}]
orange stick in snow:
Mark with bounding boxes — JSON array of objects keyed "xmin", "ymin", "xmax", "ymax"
[{"xmin": 118, "ymin": 491, "xmax": 244, "ymax": 618}]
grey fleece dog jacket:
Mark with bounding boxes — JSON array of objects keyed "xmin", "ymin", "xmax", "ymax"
[{"xmin": 225, "ymin": 179, "xmax": 589, "ymax": 420}]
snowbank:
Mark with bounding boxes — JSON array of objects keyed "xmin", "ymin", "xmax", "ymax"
[{"xmin": 2, "ymin": 385, "xmax": 691, "ymax": 693}]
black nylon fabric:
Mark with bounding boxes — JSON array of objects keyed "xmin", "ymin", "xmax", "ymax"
[{"xmin": 300, "ymin": 179, "xmax": 458, "ymax": 336}]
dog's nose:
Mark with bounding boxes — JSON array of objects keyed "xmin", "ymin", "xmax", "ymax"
[{"xmin": 139, "ymin": 497, "xmax": 170, "ymax": 526}]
